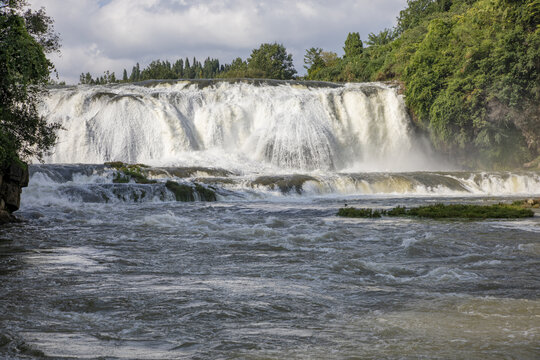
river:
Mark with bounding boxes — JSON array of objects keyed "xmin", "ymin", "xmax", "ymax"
[{"xmin": 1, "ymin": 80, "xmax": 539, "ymax": 359}]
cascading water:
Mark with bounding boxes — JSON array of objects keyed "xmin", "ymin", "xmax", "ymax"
[
  {"xmin": 31, "ymin": 79, "xmax": 540, "ymax": 201},
  {"xmin": 41, "ymin": 80, "xmax": 432, "ymax": 172},
  {"xmin": 4, "ymin": 80, "xmax": 539, "ymax": 360}
]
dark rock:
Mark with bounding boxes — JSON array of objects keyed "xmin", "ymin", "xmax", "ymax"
[
  {"xmin": 0, "ymin": 209, "xmax": 19, "ymax": 225},
  {"xmin": 1, "ymin": 182, "xmax": 22, "ymax": 212},
  {"xmin": 0, "ymin": 161, "xmax": 30, "ymax": 220},
  {"xmin": 7, "ymin": 163, "xmax": 29, "ymax": 186}
]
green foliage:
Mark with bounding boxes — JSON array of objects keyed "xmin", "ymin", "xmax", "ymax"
[
  {"xmin": 0, "ymin": 0, "xmax": 60, "ymax": 168},
  {"xmin": 385, "ymin": 205, "xmax": 407, "ymax": 216},
  {"xmin": 106, "ymin": 162, "xmax": 156, "ymax": 184},
  {"xmin": 81, "ymin": 42, "xmax": 299, "ymax": 83},
  {"xmin": 367, "ymin": 28, "xmax": 397, "ymax": 46},
  {"xmin": 246, "ymin": 43, "xmax": 296, "ymax": 79},
  {"xmin": 343, "ymin": 32, "xmax": 363, "ymax": 58},
  {"xmin": 400, "ymin": 203, "xmax": 534, "ymax": 218},
  {"xmin": 112, "ymin": 172, "xmax": 130, "ymax": 183},
  {"xmin": 338, "ymin": 203, "xmax": 534, "ymax": 219},
  {"xmin": 337, "ymin": 207, "xmax": 382, "ymax": 218},
  {"xmin": 303, "ymin": 47, "xmax": 325, "ymax": 78},
  {"xmin": 304, "ymin": 0, "xmax": 539, "ymax": 169},
  {"xmin": 218, "ymin": 57, "xmax": 248, "ymax": 78}
]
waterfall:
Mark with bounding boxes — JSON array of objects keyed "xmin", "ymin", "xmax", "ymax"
[{"xmin": 40, "ymin": 80, "xmax": 435, "ymax": 172}]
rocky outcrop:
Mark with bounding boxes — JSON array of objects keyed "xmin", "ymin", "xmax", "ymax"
[{"xmin": 0, "ymin": 162, "xmax": 29, "ymax": 224}]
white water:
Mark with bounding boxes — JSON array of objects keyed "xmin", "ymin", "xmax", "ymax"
[
  {"xmin": 35, "ymin": 80, "xmax": 540, "ymax": 200},
  {"xmin": 41, "ymin": 80, "xmax": 436, "ymax": 172}
]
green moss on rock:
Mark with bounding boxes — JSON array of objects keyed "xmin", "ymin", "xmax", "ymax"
[
  {"xmin": 107, "ymin": 162, "xmax": 156, "ymax": 184},
  {"xmin": 194, "ymin": 183, "xmax": 217, "ymax": 201},
  {"xmin": 165, "ymin": 181, "xmax": 195, "ymax": 202}
]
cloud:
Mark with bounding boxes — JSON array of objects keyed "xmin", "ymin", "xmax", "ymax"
[{"xmin": 32, "ymin": 0, "xmax": 407, "ymax": 84}]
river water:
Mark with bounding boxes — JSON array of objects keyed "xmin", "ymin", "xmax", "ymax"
[
  {"xmin": 1, "ymin": 81, "xmax": 539, "ymax": 358},
  {"xmin": 1, "ymin": 165, "xmax": 539, "ymax": 359}
]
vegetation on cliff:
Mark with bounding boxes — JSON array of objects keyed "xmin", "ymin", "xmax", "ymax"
[
  {"xmin": 305, "ymin": 0, "xmax": 539, "ymax": 169},
  {"xmin": 0, "ymin": 0, "xmax": 60, "ymax": 170}
]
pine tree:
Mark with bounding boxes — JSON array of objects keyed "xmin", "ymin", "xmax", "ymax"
[{"xmin": 343, "ymin": 32, "xmax": 363, "ymax": 58}]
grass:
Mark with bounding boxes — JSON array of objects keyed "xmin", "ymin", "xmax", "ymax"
[{"xmin": 338, "ymin": 203, "xmax": 534, "ymax": 219}]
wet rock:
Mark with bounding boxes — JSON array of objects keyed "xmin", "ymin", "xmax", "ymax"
[{"xmin": 0, "ymin": 161, "xmax": 29, "ymax": 221}]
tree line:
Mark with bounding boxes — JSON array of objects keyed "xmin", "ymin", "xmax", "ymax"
[{"xmin": 79, "ymin": 42, "xmax": 296, "ymax": 84}]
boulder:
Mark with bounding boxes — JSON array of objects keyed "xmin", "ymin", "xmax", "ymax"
[
  {"xmin": 0, "ymin": 182, "xmax": 22, "ymax": 212},
  {"xmin": 0, "ymin": 161, "xmax": 29, "ymax": 216}
]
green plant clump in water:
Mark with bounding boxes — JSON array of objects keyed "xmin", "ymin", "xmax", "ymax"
[
  {"xmin": 122, "ymin": 169, "xmax": 156, "ymax": 184},
  {"xmin": 402, "ymin": 203, "xmax": 534, "ymax": 219},
  {"xmin": 512, "ymin": 198, "xmax": 540, "ymax": 209},
  {"xmin": 113, "ymin": 173, "xmax": 130, "ymax": 183},
  {"xmin": 385, "ymin": 205, "xmax": 407, "ymax": 216},
  {"xmin": 337, "ymin": 207, "xmax": 382, "ymax": 218},
  {"xmin": 337, "ymin": 203, "xmax": 534, "ymax": 219}
]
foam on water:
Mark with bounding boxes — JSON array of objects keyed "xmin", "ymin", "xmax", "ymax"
[{"xmin": 21, "ymin": 164, "xmax": 540, "ymax": 208}]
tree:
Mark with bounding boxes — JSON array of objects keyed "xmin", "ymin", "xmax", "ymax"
[
  {"xmin": 0, "ymin": 0, "xmax": 61, "ymax": 167},
  {"xmin": 122, "ymin": 68, "xmax": 128, "ymax": 82},
  {"xmin": 304, "ymin": 47, "xmax": 325, "ymax": 79},
  {"xmin": 247, "ymin": 43, "xmax": 297, "ymax": 79},
  {"xmin": 343, "ymin": 32, "xmax": 363, "ymax": 58},
  {"xmin": 366, "ymin": 28, "xmax": 396, "ymax": 46},
  {"xmin": 321, "ymin": 51, "xmax": 339, "ymax": 67}
]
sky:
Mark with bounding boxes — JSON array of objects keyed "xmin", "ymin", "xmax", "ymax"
[{"xmin": 31, "ymin": 0, "xmax": 408, "ymax": 84}]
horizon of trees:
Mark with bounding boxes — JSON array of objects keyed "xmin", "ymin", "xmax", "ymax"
[{"xmin": 79, "ymin": 42, "xmax": 298, "ymax": 84}]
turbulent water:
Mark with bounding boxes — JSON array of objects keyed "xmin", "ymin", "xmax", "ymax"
[{"xmin": 1, "ymin": 80, "xmax": 539, "ymax": 359}]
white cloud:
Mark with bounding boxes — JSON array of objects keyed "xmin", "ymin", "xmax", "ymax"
[{"xmin": 32, "ymin": 0, "xmax": 407, "ymax": 84}]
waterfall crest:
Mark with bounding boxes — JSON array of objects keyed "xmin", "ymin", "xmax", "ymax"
[{"xmin": 41, "ymin": 80, "xmax": 434, "ymax": 172}]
